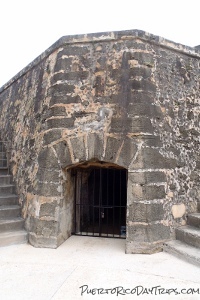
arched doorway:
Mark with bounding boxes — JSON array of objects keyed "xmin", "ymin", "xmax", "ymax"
[{"xmin": 71, "ymin": 161, "xmax": 127, "ymax": 238}]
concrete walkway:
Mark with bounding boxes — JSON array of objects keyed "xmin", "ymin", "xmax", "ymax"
[{"xmin": 0, "ymin": 236, "xmax": 200, "ymax": 300}]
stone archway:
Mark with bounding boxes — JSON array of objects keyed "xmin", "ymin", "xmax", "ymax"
[
  {"xmin": 26, "ymin": 128, "xmax": 171, "ymax": 254},
  {"xmin": 53, "ymin": 133, "xmax": 138, "ymax": 250}
]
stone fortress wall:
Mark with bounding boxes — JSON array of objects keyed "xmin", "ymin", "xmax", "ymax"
[{"xmin": 0, "ymin": 30, "xmax": 199, "ymax": 253}]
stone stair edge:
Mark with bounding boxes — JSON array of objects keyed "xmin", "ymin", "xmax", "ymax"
[
  {"xmin": 164, "ymin": 240, "xmax": 200, "ymax": 267},
  {"xmin": 188, "ymin": 213, "xmax": 200, "ymax": 217},
  {"xmin": 0, "ymin": 184, "xmax": 15, "ymax": 187},
  {"xmin": 0, "ymin": 144, "xmax": 27, "ymax": 247},
  {"xmin": 188, "ymin": 211, "xmax": 200, "ymax": 214},
  {"xmin": 0, "ymin": 230, "xmax": 28, "ymax": 247},
  {"xmin": 176, "ymin": 225, "xmax": 200, "ymax": 235},
  {"xmin": 0, "ymin": 205, "xmax": 20, "ymax": 209},
  {"xmin": 0, "ymin": 217, "xmax": 24, "ymax": 224},
  {"xmin": 0, "ymin": 194, "xmax": 18, "ymax": 197},
  {"xmin": 0, "ymin": 230, "xmax": 27, "ymax": 237}
]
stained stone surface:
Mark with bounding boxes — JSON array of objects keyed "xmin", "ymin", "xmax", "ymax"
[{"xmin": 0, "ymin": 29, "xmax": 199, "ymax": 252}]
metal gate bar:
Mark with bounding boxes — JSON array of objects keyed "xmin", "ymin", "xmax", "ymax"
[{"xmin": 74, "ymin": 167, "xmax": 127, "ymax": 239}]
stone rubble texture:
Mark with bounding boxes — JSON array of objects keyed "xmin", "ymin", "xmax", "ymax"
[{"xmin": 0, "ymin": 29, "xmax": 199, "ymax": 253}]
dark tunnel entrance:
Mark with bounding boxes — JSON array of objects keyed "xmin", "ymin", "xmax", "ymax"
[{"xmin": 73, "ymin": 164, "xmax": 127, "ymax": 238}]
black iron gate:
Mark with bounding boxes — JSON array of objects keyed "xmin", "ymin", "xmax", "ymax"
[{"xmin": 74, "ymin": 167, "xmax": 127, "ymax": 238}]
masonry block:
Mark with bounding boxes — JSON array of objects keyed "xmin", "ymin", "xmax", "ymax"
[
  {"xmin": 47, "ymin": 106, "xmax": 66, "ymax": 117},
  {"xmin": 129, "ymin": 90, "xmax": 154, "ymax": 104},
  {"xmin": 56, "ymin": 45, "xmax": 90, "ymax": 59},
  {"xmin": 50, "ymin": 83, "xmax": 75, "ymax": 95},
  {"xmin": 130, "ymin": 79, "xmax": 156, "ymax": 92},
  {"xmin": 38, "ymin": 147, "xmax": 59, "ymax": 169},
  {"xmin": 54, "ymin": 57, "xmax": 73, "ymax": 72},
  {"xmin": 128, "ymin": 102, "xmax": 162, "ymax": 118},
  {"xmin": 131, "ymin": 52, "xmax": 154, "ymax": 67},
  {"xmin": 127, "ymin": 223, "xmax": 170, "ymax": 243},
  {"xmin": 130, "ymin": 184, "xmax": 166, "ymax": 201},
  {"xmin": 130, "ymin": 147, "xmax": 177, "ymax": 170},
  {"xmin": 71, "ymin": 136, "xmax": 86, "ymax": 162},
  {"xmin": 43, "ymin": 129, "xmax": 62, "ymax": 145},
  {"xmin": 128, "ymin": 202, "xmax": 165, "ymax": 222},
  {"xmin": 34, "ymin": 182, "xmax": 62, "ymax": 197},
  {"xmin": 117, "ymin": 138, "xmax": 138, "ymax": 168},
  {"xmin": 129, "ymin": 67, "xmax": 152, "ymax": 79},
  {"xmin": 126, "ymin": 223, "xmax": 170, "ymax": 253},
  {"xmin": 87, "ymin": 133, "xmax": 104, "ymax": 161},
  {"xmin": 37, "ymin": 168, "xmax": 60, "ymax": 183},
  {"xmin": 46, "ymin": 117, "xmax": 74, "ymax": 129},
  {"xmin": 29, "ymin": 233, "xmax": 58, "ymax": 248},
  {"xmin": 128, "ymin": 171, "xmax": 166, "ymax": 185},
  {"xmin": 126, "ymin": 240, "xmax": 164, "ymax": 254},
  {"xmin": 93, "ymin": 76, "xmax": 105, "ymax": 97},
  {"xmin": 39, "ymin": 201, "xmax": 58, "ymax": 218},
  {"xmin": 141, "ymin": 135, "xmax": 163, "ymax": 147},
  {"xmin": 104, "ymin": 136, "xmax": 122, "ymax": 162},
  {"xmin": 50, "ymin": 94, "xmax": 81, "ymax": 105},
  {"xmin": 54, "ymin": 141, "xmax": 72, "ymax": 168},
  {"xmin": 52, "ymin": 71, "xmax": 89, "ymax": 83},
  {"xmin": 110, "ymin": 117, "xmax": 154, "ymax": 134},
  {"xmin": 29, "ymin": 217, "xmax": 58, "ymax": 237}
]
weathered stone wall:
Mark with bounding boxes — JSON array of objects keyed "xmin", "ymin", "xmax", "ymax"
[
  {"xmin": 0, "ymin": 30, "xmax": 199, "ymax": 252},
  {"xmin": 151, "ymin": 45, "xmax": 200, "ymax": 230},
  {"xmin": 125, "ymin": 39, "xmax": 200, "ymax": 253},
  {"xmin": 0, "ymin": 50, "xmax": 61, "ymax": 247}
]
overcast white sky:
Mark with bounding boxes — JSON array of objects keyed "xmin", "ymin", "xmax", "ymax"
[{"xmin": 0, "ymin": 0, "xmax": 199, "ymax": 87}]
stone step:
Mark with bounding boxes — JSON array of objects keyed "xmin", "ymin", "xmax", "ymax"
[
  {"xmin": 0, "ymin": 194, "xmax": 18, "ymax": 206},
  {"xmin": 0, "ymin": 184, "xmax": 15, "ymax": 194},
  {"xmin": 176, "ymin": 225, "xmax": 200, "ymax": 249},
  {"xmin": 0, "ymin": 230, "xmax": 27, "ymax": 247},
  {"xmin": 0, "ymin": 218, "xmax": 24, "ymax": 232},
  {"xmin": 187, "ymin": 213, "xmax": 200, "ymax": 228},
  {"xmin": 0, "ymin": 168, "xmax": 9, "ymax": 175},
  {"xmin": 163, "ymin": 240, "xmax": 200, "ymax": 267},
  {"xmin": 0, "ymin": 175, "xmax": 12, "ymax": 185},
  {"xmin": 0, "ymin": 205, "xmax": 21, "ymax": 218}
]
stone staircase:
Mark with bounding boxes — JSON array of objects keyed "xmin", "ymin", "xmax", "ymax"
[
  {"xmin": 0, "ymin": 141, "xmax": 27, "ymax": 246},
  {"xmin": 164, "ymin": 211, "xmax": 200, "ymax": 266}
]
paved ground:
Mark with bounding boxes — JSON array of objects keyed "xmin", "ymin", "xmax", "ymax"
[{"xmin": 0, "ymin": 236, "xmax": 200, "ymax": 300}]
